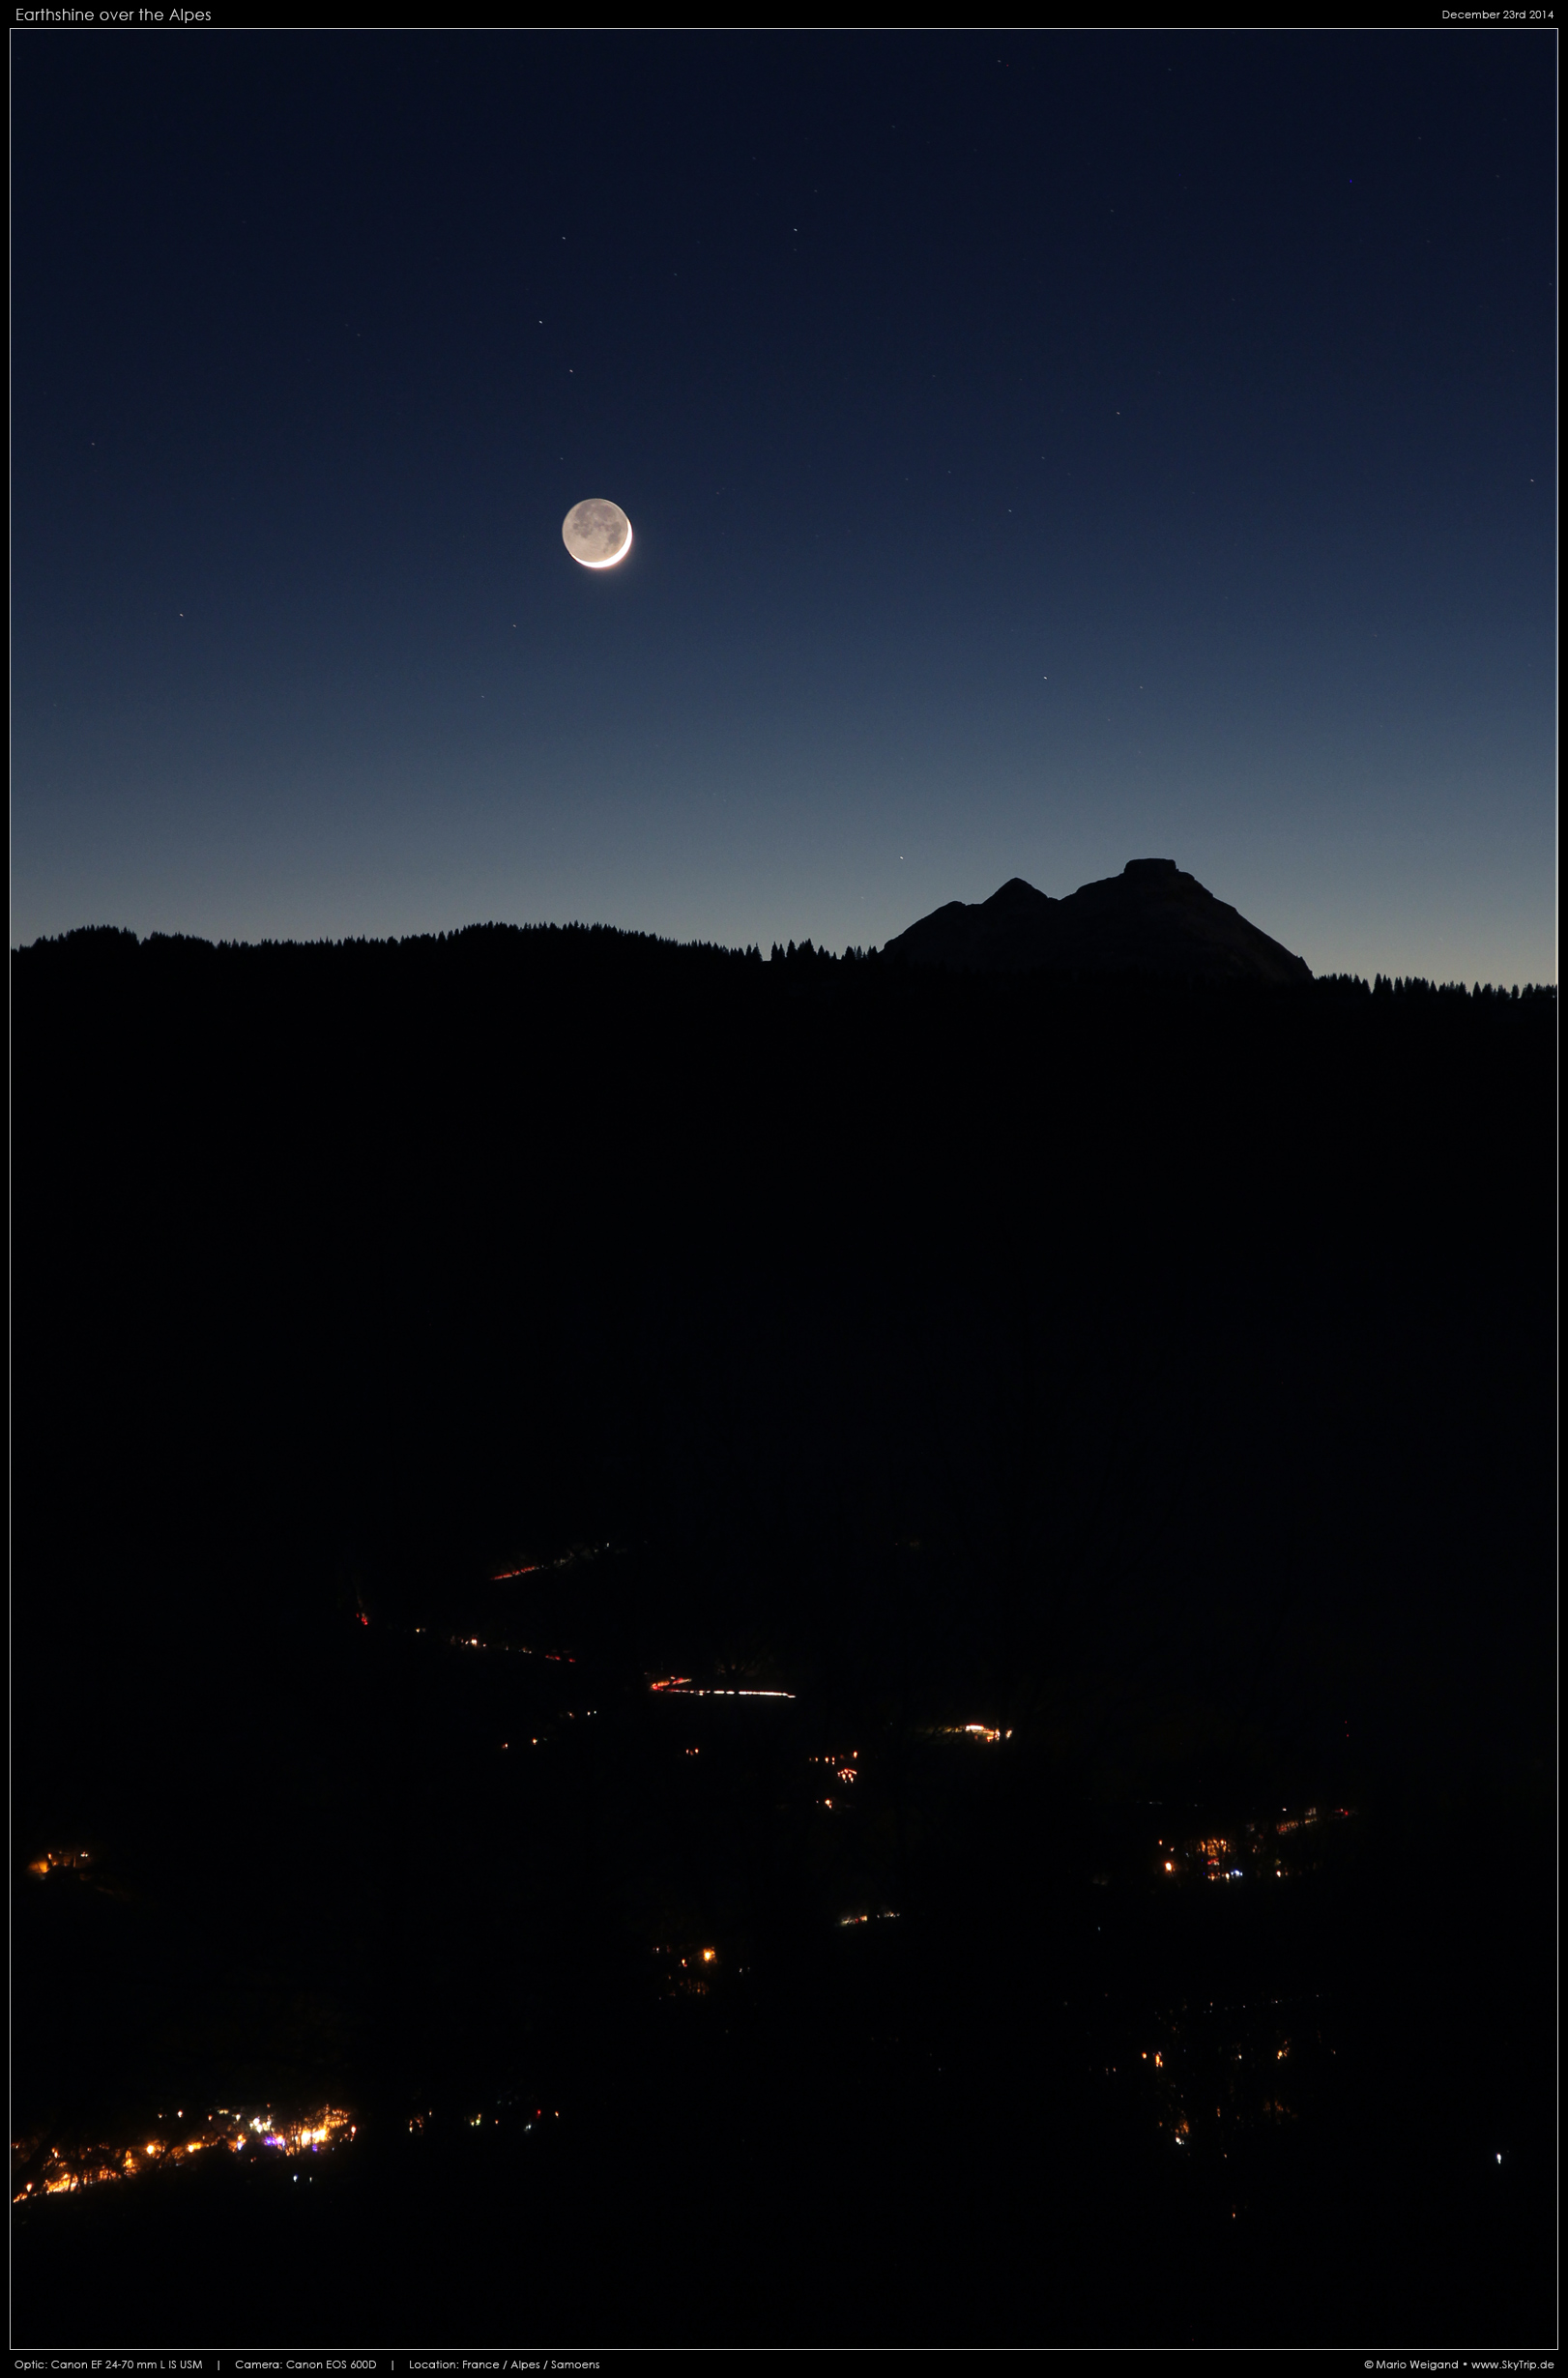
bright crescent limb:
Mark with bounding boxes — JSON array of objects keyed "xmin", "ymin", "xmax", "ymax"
[{"xmin": 577, "ymin": 521, "xmax": 632, "ymax": 569}]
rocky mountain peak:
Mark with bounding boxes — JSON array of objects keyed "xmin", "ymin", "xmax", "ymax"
[{"xmin": 882, "ymin": 862, "xmax": 1311, "ymax": 986}]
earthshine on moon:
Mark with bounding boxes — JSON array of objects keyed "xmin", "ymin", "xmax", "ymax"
[{"xmin": 562, "ymin": 498, "xmax": 632, "ymax": 569}]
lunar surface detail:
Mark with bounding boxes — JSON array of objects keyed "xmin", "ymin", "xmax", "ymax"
[{"xmin": 562, "ymin": 498, "xmax": 632, "ymax": 568}]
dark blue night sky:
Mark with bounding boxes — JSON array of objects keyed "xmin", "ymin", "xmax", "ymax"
[{"xmin": 12, "ymin": 31, "xmax": 1556, "ymax": 980}]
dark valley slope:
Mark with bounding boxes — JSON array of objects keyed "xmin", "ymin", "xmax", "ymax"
[
  {"xmin": 11, "ymin": 918, "xmax": 1548, "ymax": 1811},
  {"xmin": 9, "ymin": 921, "xmax": 1555, "ymax": 2346}
]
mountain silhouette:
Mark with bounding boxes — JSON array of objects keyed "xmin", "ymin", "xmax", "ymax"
[{"xmin": 882, "ymin": 858, "xmax": 1313, "ymax": 985}]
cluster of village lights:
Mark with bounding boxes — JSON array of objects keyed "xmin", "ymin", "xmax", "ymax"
[
  {"xmin": 650, "ymin": 1678, "xmax": 796, "ymax": 1698},
  {"xmin": 15, "ymin": 2106, "xmax": 355, "ymax": 2203}
]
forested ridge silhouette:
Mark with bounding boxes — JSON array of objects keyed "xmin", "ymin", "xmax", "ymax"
[{"xmin": 12, "ymin": 921, "xmax": 1554, "ymax": 2344}]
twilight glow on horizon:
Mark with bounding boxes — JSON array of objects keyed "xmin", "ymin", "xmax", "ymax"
[{"xmin": 11, "ymin": 31, "xmax": 1556, "ymax": 983}]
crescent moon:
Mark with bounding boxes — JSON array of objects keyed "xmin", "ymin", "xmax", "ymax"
[{"xmin": 562, "ymin": 498, "xmax": 632, "ymax": 569}]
